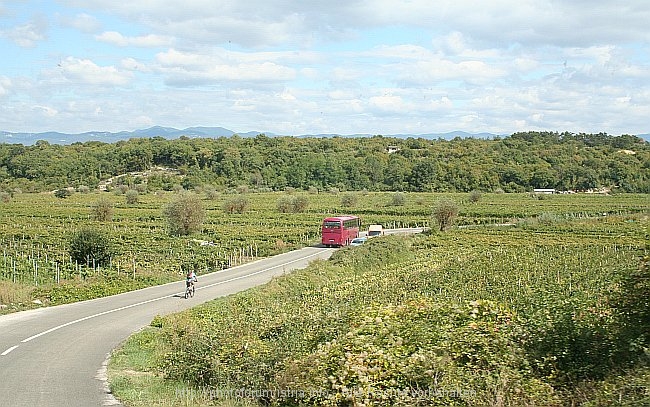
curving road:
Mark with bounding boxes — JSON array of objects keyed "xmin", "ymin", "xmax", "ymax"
[{"xmin": 0, "ymin": 245, "xmax": 336, "ymax": 407}]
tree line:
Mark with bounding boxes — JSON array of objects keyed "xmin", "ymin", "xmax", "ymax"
[{"xmin": 0, "ymin": 131, "xmax": 648, "ymax": 193}]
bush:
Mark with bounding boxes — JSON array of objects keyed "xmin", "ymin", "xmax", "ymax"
[
  {"xmin": 276, "ymin": 196, "xmax": 294, "ymax": 213},
  {"xmin": 432, "ymin": 198, "xmax": 459, "ymax": 231},
  {"xmin": 68, "ymin": 228, "xmax": 113, "ymax": 267},
  {"xmin": 54, "ymin": 189, "xmax": 72, "ymax": 198},
  {"xmin": 163, "ymin": 193, "xmax": 205, "ymax": 236},
  {"xmin": 0, "ymin": 192, "xmax": 11, "ymax": 203},
  {"xmin": 134, "ymin": 183, "xmax": 148, "ymax": 194},
  {"xmin": 222, "ymin": 196, "xmax": 249, "ymax": 214},
  {"xmin": 390, "ymin": 192, "xmax": 406, "ymax": 206},
  {"xmin": 611, "ymin": 251, "xmax": 650, "ymax": 361},
  {"xmin": 278, "ymin": 300, "xmax": 558, "ymax": 406},
  {"xmin": 523, "ymin": 297, "xmax": 617, "ymax": 385},
  {"xmin": 341, "ymin": 192, "xmax": 358, "ymax": 207},
  {"xmin": 92, "ymin": 198, "xmax": 113, "ymax": 222},
  {"xmin": 125, "ymin": 189, "xmax": 139, "ymax": 204},
  {"xmin": 204, "ymin": 186, "xmax": 219, "ymax": 200},
  {"xmin": 114, "ymin": 185, "xmax": 129, "ymax": 195},
  {"xmin": 293, "ymin": 196, "xmax": 309, "ymax": 212},
  {"xmin": 468, "ymin": 190, "xmax": 482, "ymax": 203},
  {"xmin": 277, "ymin": 195, "xmax": 309, "ymax": 213}
]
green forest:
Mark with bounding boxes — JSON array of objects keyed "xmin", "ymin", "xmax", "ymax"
[{"xmin": 0, "ymin": 131, "xmax": 648, "ymax": 193}]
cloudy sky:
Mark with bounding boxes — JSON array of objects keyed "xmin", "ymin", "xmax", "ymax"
[{"xmin": 1, "ymin": 0, "xmax": 649, "ymax": 136}]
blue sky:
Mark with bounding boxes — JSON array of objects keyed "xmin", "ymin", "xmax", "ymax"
[{"xmin": 1, "ymin": 0, "xmax": 649, "ymax": 136}]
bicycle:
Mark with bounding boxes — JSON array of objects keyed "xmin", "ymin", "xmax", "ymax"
[{"xmin": 184, "ymin": 281, "xmax": 195, "ymax": 299}]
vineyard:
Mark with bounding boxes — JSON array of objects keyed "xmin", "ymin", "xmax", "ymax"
[
  {"xmin": 1, "ymin": 191, "xmax": 647, "ymax": 313},
  {"xmin": 103, "ymin": 192, "xmax": 648, "ymax": 406}
]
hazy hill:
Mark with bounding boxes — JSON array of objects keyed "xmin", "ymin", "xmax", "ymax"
[{"xmin": 0, "ymin": 127, "xmax": 508, "ymax": 145}]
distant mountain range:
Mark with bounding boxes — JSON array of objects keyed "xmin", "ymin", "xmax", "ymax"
[{"xmin": 0, "ymin": 126, "xmax": 647, "ymax": 145}]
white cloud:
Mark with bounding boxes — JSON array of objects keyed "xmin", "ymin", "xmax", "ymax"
[
  {"xmin": 120, "ymin": 57, "xmax": 150, "ymax": 72},
  {"xmin": 95, "ymin": 31, "xmax": 172, "ymax": 47},
  {"xmin": 1, "ymin": 19, "xmax": 47, "ymax": 47},
  {"xmin": 514, "ymin": 57, "xmax": 540, "ymax": 73},
  {"xmin": 328, "ymin": 90, "xmax": 356, "ymax": 100},
  {"xmin": 61, "ymin": 0, "xmax": 650, "ymax": 49},
  {"xmin": 2, "ymin": 1, "xmax": 649, "ymax": 135},
  {"xmin": 0, "ymin": 76, "xmax": 11, "ymax": 96},
  {"xmin": 33, "ymin": 105, "xmax": 58, "ymax": 117},
  {"xmin": 57, "ymin": 57, "xmax": 133, "ymax": 86},
  {"xmin": 368, "ymin": 94, "xmax": 408, "ymax": 114},
  {"xmin": 397, "ymin": 58, "xmax": 507, "ymax": 85},
  {"xmin": 155, "ymin": 49, "xmax": 296, "ymax": 85},
  {"xmin": 278, "ymin": 89, "xmax": 296, "ymax": 101},
  {"xmin": 128, "ymin": 115, "xmax": 155, "ymax": 128},
  {"xmin": 59, "ymin": 13, "xmax": 101, "ymax": 33}
]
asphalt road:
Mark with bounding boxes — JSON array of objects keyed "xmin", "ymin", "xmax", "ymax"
[{"xmin": 0, "ymin": 245, "xmax": 336, "ymax": 407}]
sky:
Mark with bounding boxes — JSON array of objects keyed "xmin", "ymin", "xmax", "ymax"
[{"xmin": 1, "ymin": 0, "xmax": 649, "ymax": 136}]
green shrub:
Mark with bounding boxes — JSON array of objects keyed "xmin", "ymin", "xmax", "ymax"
[
  {"xmin": 468, "ymin": 190, "xmax": 482, "ymax": 203},
  {"xmin": 522, "ymin": 297, "xmax": 617, "ymax": 385},
  {"xmin": 125, "ymin": 189, "xmax": 139, "ymax": 204},
  {"xmin": 432, "ymin": 198, "xmax": 459, "ymax": 231},
  {"xmin": 114, "ymin": 185, "xmax": 129, "ymax": 195},
  {"xmin": 204, "ymin": 186, "xmax": 218, "ymax": 200},
  {"xmin": 134, "ymin": 183, "xmax": 148, "ymax": 194},
  {"xmin": 611, "ymin": 251, "xmax": 650, "ymax": 361},
  {"xmin": 54, "ymin": 189, "xmax": 72, "ymax": 198},
  {"xmin": 92, "ymin": 198, "xmax": 113, "ymax": 222},
  {"xmin": 277, "ymin": 195, "xmax": 310, "ymax": 213},
  {"xmin": 222, "ymin": 196, "xmax": 249, "ymax": 214},
  {"xmin": 293, "ymin": 195, "xmax": 309, "ymax": 212},
  {"xmin": 163, "ymin": 193, "xmax": 205, "ymax": 236},
  {"xmin": 341, "ymin": 192, "xmax": 358, "ymax": 207},
  {"xmin": 390, "ymin": 192, "xmax": 406, "ymax": 206},
  {"xmin": 68, "ymin": 227, "xmax": 114, "ymax": 267},
  {"xmin": 278, "ymin": 300, "xmax": 559, "ymax": 406},
  {"xmin": 276, "ymin": 195, "xmax": 294, "ymax": 213}
]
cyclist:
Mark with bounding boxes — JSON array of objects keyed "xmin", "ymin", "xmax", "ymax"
[{"xmin": 186, "ymin": 270, "xmax": 197, "ymax": 290}]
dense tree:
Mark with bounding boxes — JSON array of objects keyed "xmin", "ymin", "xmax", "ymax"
[
  {"xmin": 68, "ymin": 227, "xmax": 113, "ymax": 267},
  {"xmin": 0, "ymin": 132, "xmax": 647, "ymax": 193}
]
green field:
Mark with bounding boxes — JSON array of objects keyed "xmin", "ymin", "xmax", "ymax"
[
  {"xmin": 1, "ymin": 191, "xmax": 646, "ymax": 311},
  {"xmin": 1, "ymin": 191, "xmax": 648, "ymax": 405},
  {"xmin": 91, "ymin": 192, "xmax": 648, "ymax": 406}
]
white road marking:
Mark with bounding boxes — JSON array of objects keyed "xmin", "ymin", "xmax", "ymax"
[
  {"xmin": 1, "ymin": 345, "xmax": 19, "ymax": 356},
  {"xmin": 20, "ymin": 249, "xmax": 328, "ymax": 344}
]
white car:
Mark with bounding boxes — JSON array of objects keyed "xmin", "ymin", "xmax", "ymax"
[{"xmin": 350, "ymin": 236, "xmax": 368, "ymax": 246}]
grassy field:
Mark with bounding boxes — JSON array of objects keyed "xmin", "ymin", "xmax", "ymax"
[
  {"xmin": 1, "ymin": 190, "xmax": 646, "ymax": 313},
  {"xmin": 2, "ymin": 190, "xmax": 648, "ymax": 404},
  {"xmin": 103, "ymin": 193, "xmax": 648, "ymax": 406}
]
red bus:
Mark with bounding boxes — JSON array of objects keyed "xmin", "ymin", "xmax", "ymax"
[{"xmin": 321, "ymin": 215, "xmax": 360, "ymax": 247}]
